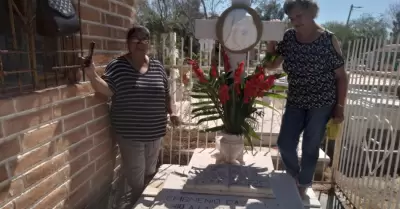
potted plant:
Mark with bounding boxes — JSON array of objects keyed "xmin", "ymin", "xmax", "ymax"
[{"xmin": 187, "ymin": 51, "xmax": 287, "ymax": 164}]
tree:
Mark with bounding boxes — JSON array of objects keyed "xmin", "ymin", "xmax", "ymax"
[
  {"xmin": 323, "ymin": 14, "xmax": 389, "ymax": 57},
  {"xmin": 323, "ymin": 21, "xmax": 355, "ymax": 42},
  {"xmin": 389, "ymin": 2, "xmax": 400, "ymax": 38},
  {"xmin": 254, "ymin": 0, "xmax": 285, "ymax": 21},
  {"xmin": 350, "ymin": 14, "xmax": 389, "ymax": 39}
]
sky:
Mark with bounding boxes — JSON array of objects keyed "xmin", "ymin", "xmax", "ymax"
[{"xmin": 316, "ymin": 0, "xmax": 396, "ymax": 24}]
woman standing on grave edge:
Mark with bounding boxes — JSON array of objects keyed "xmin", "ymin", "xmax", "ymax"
[{"xmin": 264, "ymin": 0, "xmax": 348, "ymax": 199}]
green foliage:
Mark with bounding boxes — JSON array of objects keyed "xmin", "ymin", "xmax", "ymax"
[
  {"xmin": 254, "ymin": 0, "xmax": 285, "ymax": 21},
  {"xmin": 323, "ymin": 14, "xmax": 389, "ymax": 57},
  {"xmin": 189, "ymin": 67, "xmax": 287, "ymax": 148}
]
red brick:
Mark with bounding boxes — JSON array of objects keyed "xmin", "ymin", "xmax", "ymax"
[
  {"xmin": 59, "ymin": 84, "xmax": 93, "ymax": 100},
  {"xmin": 87, "ymin": 117, "xmax": 110, "ymax": 135},
  {"xmin": 63, "ymin": 110, "xmax": 93, "ymax": 131},
  {"xmin": 87, "ymin": 0, "xmax": 109, "ymax": 10},
  {"xmin": 23, "ymin": 153, "xmax": 66, "ymax": 188},
  {"xmin": 0, "ymin": 137, "xmax": 21, "ymax": 162},
  {"xmin": 69, "ymin": 163, "xmax": 94, "ymax": 193},
  {"xmin": 4, "ymin": 107, "xmax": 53, "ymax": 136},
  {"xmin": 67, "ymin": 138, "xmax": 94, "ymax": 160},
  {"xmin": 64, "ymin": 181, "xmax": 91, "ymax": 208},
  {"xmin": 14, "ymin": 88, "xmax": 60, "ymax": 112},
  {"xmin": 109, "ymin": 2, "xmax": 117, "ymax": 13},
  {"xmin": 2, "ymin": 202, "xmax": 14, "ymax": 209},
  {"xmin": 89, "ymin": 141, "xmax": 112, "ymax": 161},
  {"xmin": 95, "ymin": 151, "xmax": 113, "ymax": 171},
  {"xmin": 0, "ymin": 178, "xmax": 24, "ymax": 204},
  {"xmin": 122, "ymin": 0, "xmax": 135, "ymax": 7},
  {"xmin": 93, "ymin": 128, "xmax": 111, "ymax": 144},
  {"xmin": 68, "ymin": 154, "xmax": 89, "ymax": 176},
  {"xmin": 117, "ymin": 4, "xmax": 133, "ymax": 18},
  {"xmin": 53, "ymin": 99, "xmax": 85, "ymax": 119},
  {"xmin": 33, "ymin": 185, "xmax": 68, "ymax": 209},
  {"xmin": 91, "ymin": 162, "xmax": 113, "ymax": 190},
  {"xmin": 77, "ymin": 38, "xmax": 105, "ymax": 51},
  {"xmin": 0, "ymin": 164, "xmax": 8, "ymax": 183},
  {"xmin": 20, "ymin": 122, "xmax": 62, "ymax": 151},
  {"xmin": 93, "ymin": 104, "xmax": 109, "ymax": 119},
  {"xmin": 85, "ymin": 93, "xmax": 108, "ymax": 108},
  {"xmin": 0, "ymin": 99, "xmax": 15, "ymax": 117},
  {"xmin": 10, "ymin": 143, "xmax": 55, "ymax": 176},
  {"xmin": 56, "ymin": 126, "xmax": 88, "ymax": 152},
  {"xmin": 104, "ymin": 14, "xmax": 124, "ymax": 27},
  {"xmin": 79, "ymin": 5, "xmax": 101, "ymax": 22},
  {"xmin": 88, "ymin": 23, "xmax": 111, "ymax": 37},
  {"xmin": 14, "ymin": 168, "xmax": 67, "ymax": 209},
  {"xmin": 105, "ymin": 40, "xmax": 125, "ymax": 51}
]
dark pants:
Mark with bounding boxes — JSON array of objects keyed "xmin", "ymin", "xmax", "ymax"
[{"xmin": 277, "ymin": 105, "xmax": 333, "ymax": 187}]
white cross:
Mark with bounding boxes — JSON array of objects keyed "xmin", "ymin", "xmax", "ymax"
[{"xmin": 194, "ymin": 0, "xmax": 286, "ymax": 71}]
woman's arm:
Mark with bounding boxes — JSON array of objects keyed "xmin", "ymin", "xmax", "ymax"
[
  {"xmin": 84, "ymin": 60, "xmax": 114, "ymax": 97},
  {"xmin": 264, "ymin": 41, "xmax": 284, "ymax": 70},
  {"xmin": 331, "ymin": 36, "xmax": 348, "ymax": 107}
]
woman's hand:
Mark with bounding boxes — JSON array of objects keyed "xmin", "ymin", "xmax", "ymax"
[
  {"xmin": 80, "ymin": 57, "xmax": 97, "ymax": 79},
  {"xmin": 332, "ymin": 105, "xmax": 344, "ymax": 124},
  {"xmin": 170, "ymin": 115, "xmax": 182, "ymax": 127}
]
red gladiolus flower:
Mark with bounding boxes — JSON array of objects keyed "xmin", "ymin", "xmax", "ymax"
[
  {"xmin": 255, "ymin": 65, "xmax": 264, "ymax": 74},
  {"xmin": 219, "ymin": 84, "xmax": 230, "ymax": 104},
  {"xmin": 263, "ymin": 75, "xmax": 276, "ymax": 90},
  {"xmin": 210, "ymin": 63, "xmax": 218, "ymax": 78},
  {"xmin": 234, "ymin": 62, "xmax": 245, "ymax": 84},
  {"xmin": 187, "ymin": 59, "xmax": 207, "ymax": 83},
  {"xmin": 223, "ymin": 51, "xmax": 231, "ymax": 72}
]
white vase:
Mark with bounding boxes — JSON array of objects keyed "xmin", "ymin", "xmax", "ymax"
[{"xmin": 215, "ymin": 133, "xmax": 245, "ymax": 165}]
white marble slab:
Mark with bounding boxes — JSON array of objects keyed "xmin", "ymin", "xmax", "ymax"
[
  {"xmin": 134, "ymin": 164, "xmax": 322, "ymax": 209},
  {"xmin": 134, "ymin": 165, "xmax": 187, "ymax": 209},
  {"xmin": 183, "ymin": 149, "xmax": 275, "ymax": 198},
  {"xmin": 188, "ymin": 148, "xmax": 275, "ymax": 169},
  {"xmin": 150, "ymin": 171, "xmax": 305, "ymax": 209}
]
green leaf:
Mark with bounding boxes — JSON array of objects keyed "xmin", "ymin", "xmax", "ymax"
[
  {"xmin": 264, "ymin": 92, "xmax": 287, "ymax": 99},
  {"xmin": 254, "ymin": 100, "xmax": 278, "ymax": 112},
  {"xmin": 191, "ymin": 105, "xmax": 216, "ymax": 114},
  {"xmin": 192, "ymin": 101, "xmax": 213, "ymax": 106},
  {"xmin": 245, "ymin": 122, "xmax": 261, "ymax": 141},
  {"xmin": 242, "ymin": 133, "xmax": 254, "ymax": 151},
  {"xmin": 204, "ymin": 125, "xmax": 225, "ymax": 132},
  {"xmin": 193, "ymin": 110, "xmax": 218, "ymax": 118},
  {"xmin": 190, "ymin": 94, "xmax": 210, "ymax": 99},
  {"xmin": 270, "ymin": 85, "xmax": 287, "ymax": 91},
  {"xmin": 197, "ymin": 115, "xmax": 221, "ymax": 125}
]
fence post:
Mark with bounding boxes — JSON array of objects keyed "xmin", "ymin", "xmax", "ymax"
[{"xmin": 169, "ymin": 32, "xmax": 178, "ymax": 104}]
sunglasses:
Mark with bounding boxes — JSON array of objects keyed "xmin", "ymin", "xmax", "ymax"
[{"xmin": 130, "ymin": 39, "xmax": 150, "ymax": 44}]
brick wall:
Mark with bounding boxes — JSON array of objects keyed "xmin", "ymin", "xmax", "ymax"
[{"xmin": 0, "ymin": 0, "xmax": 136, "ymax": 208}]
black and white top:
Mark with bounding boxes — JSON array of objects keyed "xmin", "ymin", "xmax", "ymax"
[
  {"xmin": 102, "ymin": 57, "xmax": 169, "ymax": 141},
  {"xmin": 276, "ymin": 29, "xmax": 345, "ymax": 109}
]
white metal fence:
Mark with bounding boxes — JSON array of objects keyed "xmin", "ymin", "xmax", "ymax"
[
  {"xmin": 334, "ymin": 37, "xmax": 400, "ymax": 209},
  {"xmin": 151, "ymin": 32, "xmax": 400, "ymax": 208},
  {"xmin": 154, "ymin": 33, "xmax": 333, "ymax": 188}
]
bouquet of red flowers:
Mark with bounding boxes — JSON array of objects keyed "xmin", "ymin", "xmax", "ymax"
[{"xmin": 187, "ymin": 51, "xmax": 287, "ymax": 148}]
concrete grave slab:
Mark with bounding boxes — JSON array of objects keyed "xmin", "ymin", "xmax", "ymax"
[{"xmin": 150, "ymin": 172, "xmax": 305, "ymax": 209}]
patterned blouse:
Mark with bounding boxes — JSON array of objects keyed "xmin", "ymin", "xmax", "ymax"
[{"xmin": 276, "ymin": 29, "xmax": 345, "ymax": 109}]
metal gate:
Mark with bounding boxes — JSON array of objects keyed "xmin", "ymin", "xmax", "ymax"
[{"xmin": 333, "ymin": 36, "xmax": 400, "ymax": 209}]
